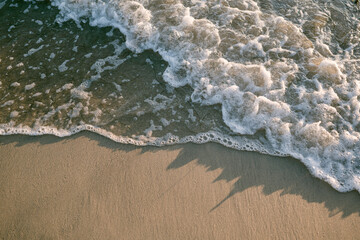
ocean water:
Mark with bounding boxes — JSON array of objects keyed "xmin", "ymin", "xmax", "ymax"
[{"xmin": 1, "ymin": 0, "xmax": 360, "ymax": 192}]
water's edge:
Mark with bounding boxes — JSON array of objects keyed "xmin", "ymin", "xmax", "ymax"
[{"xmin": 1, "ymin": 0, "xmax": 360, "ymax": 193}]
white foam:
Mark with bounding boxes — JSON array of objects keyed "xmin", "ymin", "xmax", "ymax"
[
  {"xmin": 9, "ymin": 111, "xmax": 19, "ymax": 118},
  {"xmin": 24, "ymin": 83, "xmax": 35, "ymax": 90},
  {"xmin": 2, "ymin": 0, "xmax": 359, "ymax": 193},
  {"xmin": 113, "ymin": 82, "xmax": 122, "ymax": 92},
  {"xmin": 70, "ymin": 87, "xmax": 91, "ymax": 100},
  {"xmin": 144, "ymin": 94, "xmax": 174, "ymax": 113},
  {"xmin": 24, "ymin": 45, "xmax": 44, "ymax": 57},
  {"xmin": 1, "ymin": 100, "xmax": 14, "ymax": 107},
  {"xmin": 58, "ymin": 60, "xmax": 69, "ymax": 72},
  {"xmin": 32, "ymin": 92, "xmax": 42, "ymax": 97},
  {"xmin": 0, "ymin": 0, "xmax": 6, "ymax": 9}
]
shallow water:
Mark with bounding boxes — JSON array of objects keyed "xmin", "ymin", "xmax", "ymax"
[{"xmin": 1, "ymin": 0, "xmax": 360, "ymax": 192}]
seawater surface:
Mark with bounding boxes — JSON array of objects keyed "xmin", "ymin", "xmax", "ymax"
[{"xmin": 1, "ymin": 0, "xmax": 360, "ymax": 192}]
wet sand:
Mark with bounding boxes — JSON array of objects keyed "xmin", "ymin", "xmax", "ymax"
[{"xmin": 0, "ymin": 132, "xmax": 359, "ymax": 239}]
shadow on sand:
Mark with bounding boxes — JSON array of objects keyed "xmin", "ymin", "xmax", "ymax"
[{"xmin": 1, "ymin": 131, "xmax": 359, "ymax": 218}]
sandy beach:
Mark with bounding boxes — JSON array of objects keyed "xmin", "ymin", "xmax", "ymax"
[{"xmin": 0, "ymin": 132, "xmax": 359, "ymax": 239}]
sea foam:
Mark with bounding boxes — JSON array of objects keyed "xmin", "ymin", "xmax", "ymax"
[{"xmin": 1, "ymin": 0, "xmax": 360, "ymax": 192}]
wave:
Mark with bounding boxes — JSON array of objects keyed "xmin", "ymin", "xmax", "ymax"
[{"xmin": 1, "ymin": 0, "xmax": 360, "ymax": 192}]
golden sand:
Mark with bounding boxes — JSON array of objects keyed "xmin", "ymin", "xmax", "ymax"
[{"xmin": 0, "ymin": 132, "xmax": 359, "ymax": 239}]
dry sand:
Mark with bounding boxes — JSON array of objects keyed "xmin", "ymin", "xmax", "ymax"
[{"xmin": 0, "ymin": 132, "xmax": 359, "ymax": 240}]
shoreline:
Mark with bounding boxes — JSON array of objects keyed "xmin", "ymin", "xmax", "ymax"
[{"xmin": 1, "ymin": 132, "xmax": 359, "ymax": 239}]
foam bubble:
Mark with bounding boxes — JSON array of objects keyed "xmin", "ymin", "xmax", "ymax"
[{"xmin": 24, "ymin": 83, "xmax": 36, "ymax": 90}]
